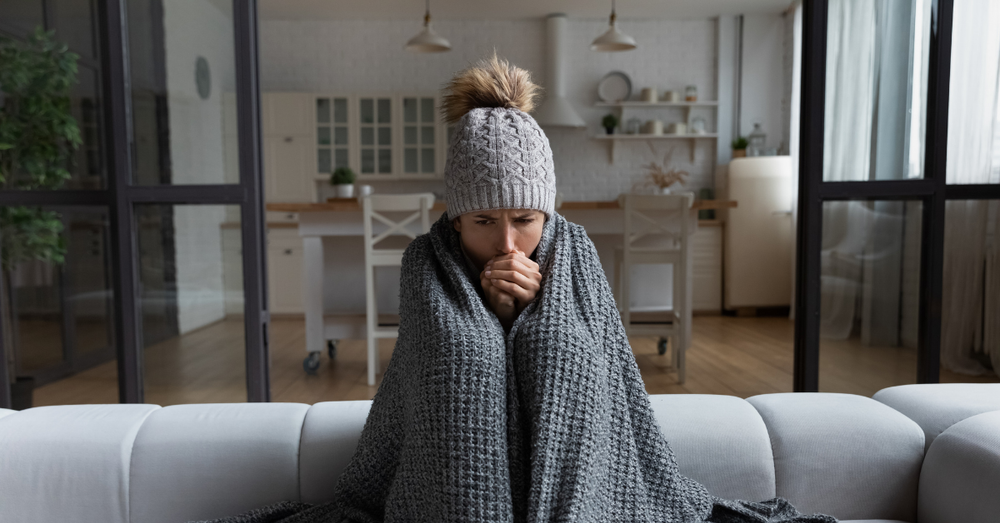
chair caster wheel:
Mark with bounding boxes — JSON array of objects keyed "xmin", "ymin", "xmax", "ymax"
[
  {"xmin": 327, "ymin": 340, "xmax": 337, "ymax": 360},
  {"xmin": 303, "ymin": 352, "xmax": 321, "ymax": 374},
  {"xmin": 657, "ymin": 338, "xmax": 668, "ymax": 355}
]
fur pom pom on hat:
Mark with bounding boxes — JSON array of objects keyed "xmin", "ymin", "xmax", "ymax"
[{"xmin": 441, "ymin": 53, "xmax": 557, "ymax": 220}]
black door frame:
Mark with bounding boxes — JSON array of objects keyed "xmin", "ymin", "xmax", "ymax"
[
  {"xmin": 795, "ymin": 0, "xmax": 1000, "ymax": 391},
  {"xmin": 0, "ymin": 0, "xmax": 269, "ymax": 407}
]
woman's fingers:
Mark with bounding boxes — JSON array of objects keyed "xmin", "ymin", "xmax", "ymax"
[
  {"xmin": 485, "ymin": 268, "xmax": 539, "ymax": 290},
  {"xmin": 489, "ymin": 277, "xmax": 534, "ymax": 303},
  {"xmin": 481, "ymin": 275, "xmax": 516, "ymax": 309},
  {"xmin": 487, "ymin": 257, "xmax": 541, "ymax": 284}
]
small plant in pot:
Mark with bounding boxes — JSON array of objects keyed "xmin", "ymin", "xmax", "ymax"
[
  {"xmin": 731, "ymin": 136, "xmax": 749, "ymax": 158},
  {"xmin": 602, "ymin": 113, "xmax": 619, "ymax": 135},
  {"xmin": 330, "ymin": 167, "xmax": 356, "ymax": 198}
]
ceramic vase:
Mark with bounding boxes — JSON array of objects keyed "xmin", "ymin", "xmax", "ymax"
[{"xmin": 334, "ymin": 184, "xmax": 354, "ymax": 198}]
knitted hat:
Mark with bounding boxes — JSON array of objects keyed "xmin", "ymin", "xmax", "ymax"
[{"xmin": 441, "ymin": 54, "xmax": 556, "ymax": 220}]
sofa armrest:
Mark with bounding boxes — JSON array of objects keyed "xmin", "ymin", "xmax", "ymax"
[{"xmin": 918, "ymin": 410, "xmax": 1000, "ymax": 523}]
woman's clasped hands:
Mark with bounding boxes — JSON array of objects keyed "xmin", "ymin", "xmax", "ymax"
[{"xmin": 480, "ymin": 250, "xmax": 542, "ymax": 331}]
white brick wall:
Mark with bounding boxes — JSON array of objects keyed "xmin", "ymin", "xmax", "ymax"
[{"xmin": 260, "ymin": 17, "xmax": 719, "ymax": 200}]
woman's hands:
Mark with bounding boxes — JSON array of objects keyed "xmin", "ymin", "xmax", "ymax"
[{"xmin": 480, "ymin": 251, "xmax": 542, "ymax": 331}]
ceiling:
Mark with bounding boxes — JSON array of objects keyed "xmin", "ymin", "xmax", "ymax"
[{"xmin": 258, "ymin": 0, "xmax": 793, "ymax": 21}]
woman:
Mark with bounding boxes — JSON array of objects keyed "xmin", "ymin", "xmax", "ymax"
[{"xmin": 201, "ymin": 54, "xmax": 834, "ymax": 523}]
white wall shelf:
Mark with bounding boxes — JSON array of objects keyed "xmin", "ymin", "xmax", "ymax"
[
  {"xmin": 595, "ymin": 101, "xmax": 719, "ymax": 164},
  {"xmin": 593, "ymin": 134, "xmax": 718, "ymax": 163},
  {"xmin": 595, "ymin": 101, "xmax": 719, "ymax": 107}
]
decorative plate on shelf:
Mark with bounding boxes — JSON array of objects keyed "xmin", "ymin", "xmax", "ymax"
[{"xmin": 598, "ymin": 71, "xmax": 632, "ymax": 103}]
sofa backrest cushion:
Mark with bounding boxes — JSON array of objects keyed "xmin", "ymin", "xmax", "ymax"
[
  {"xmin": 647, "ymin": 394, "xmax": 776, "ymax": 501},
  {"xmin": 918, "ymin": 410, "xmax": 1000, "ymax": 523},
  {"xmin": 873, "ymin": 383, "xmax": 1000, "ymax": 451},
  {"xmin": 747, "ymin": 393, "xmax": 924, "ymax": 522},
  {"xmin": 299, "ymin": 400, "xmax": 371, "ymax": 504},
  {"xmin": 0, "ymin": 404, "xmax": 158, "ymax": 523},
  {"xmin": 128, "ymin": 403, "xmax": 309, "ymax": 523}
]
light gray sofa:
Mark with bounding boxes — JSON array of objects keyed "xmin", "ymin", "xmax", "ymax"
[{"xmin": 0, "ymin": 385, "xmax": 997, "ymax": 523}]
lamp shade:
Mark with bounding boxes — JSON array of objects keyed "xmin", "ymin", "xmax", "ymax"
[
  {"xmin": 591, "ymin": 22, "xmax": 637, "ymax": 52},
  {"xmin": 406, "ymin": 22, "xmax": 451, "ymax": 53}
]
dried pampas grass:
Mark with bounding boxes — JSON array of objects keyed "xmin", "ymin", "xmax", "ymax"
[{"xmin": 441, "ymin": 51, "xmax": 542, "ymax": 124}]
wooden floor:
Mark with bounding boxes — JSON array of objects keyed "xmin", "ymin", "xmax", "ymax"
[{"xmin": 33, "ymin": 315, "xmax": 998, "ymax": 407}]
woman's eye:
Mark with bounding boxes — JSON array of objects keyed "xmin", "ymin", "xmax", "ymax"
[
  {"xmin": 516, "ymin": 219, "xmax": 534, "ymax": 224},
  {"xmin": 476, "ymin": 220, "xmax": 491, "ymax": 225}
]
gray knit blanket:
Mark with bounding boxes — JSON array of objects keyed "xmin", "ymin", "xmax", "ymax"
[{"xmin": 198, "ymin": 212, "xmax": 835, "ymax": 523}]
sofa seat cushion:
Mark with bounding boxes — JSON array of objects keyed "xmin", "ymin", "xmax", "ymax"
[
  {"xmin": 747, "ymin": 393, "xmax": 924, "ymax": 522},
  {"xmin": 128, "ymin": 403, "xmax": 309, "ymax": 523},
  {"xmin": 648, "ymin": 394, "xmax": 776, "ymax": 502},
  {"xmin": 918, "ymin": 410, "xmax": 1000, "ymax": 523},
  {"xmin": 873, "ymin": 383, "xmax": 1000, "ymax": 451},
  {"xmin": 299, "ymin": 400, "xmax": 373, "ymax": 504},
  {"xmin": 0, "ymin": 404, "xmax": 158, "ymax": 523}
]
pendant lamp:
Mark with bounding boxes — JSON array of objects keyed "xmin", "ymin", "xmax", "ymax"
[
  {"xmin": 405, "ymin": 0, "xmax": 451, "ymax": 53},
  {"xmin": 591, "ymin": 0, "xmax": 637, "ymax": 52}
]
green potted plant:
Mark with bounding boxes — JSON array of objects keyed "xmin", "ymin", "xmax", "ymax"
[
  {"xmin": 731, "ymin": 136, "xmax": 749, "ymax": 158},
  {"xmin": 602, "ymin": 113, "xmax": 619, "ymax": 135},
  {"xmin": 0, "ymin": 28, "xmax": 80, "ymax": 409},
  {"xmin": 329, "ymin": 166, "xmax": 356, "ymax": 198}
]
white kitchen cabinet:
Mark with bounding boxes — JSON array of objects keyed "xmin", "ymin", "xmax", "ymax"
[
  {"xmin": 399, "ymin": 94, "xmax": 443, "ymax": 176},
  {"xmin": 264, "ymin": 135, "xmax": 315, "ymax": 202},
  {"xmin": 262, "ymin": 93, "xmax": 316, "ymax": 203},
  {"xmin": 691, "ymin": 224, "xmax": 723, "ymax": 313},
  {"xmin": 221, "ymin": 225, "xmax": 306, "ymax": 316},
  {"xmin": 267, "ymin": 228, "xmax": 305, "ymax": 315},
  {"xmin": 315, "ymin": 95, "xmax": 353, "ymax": 175},
  {"xmin": 357, "ymin": 95, "xmax": 395, "ymax": 176},
  {"xmin": 263, "ymin": 93, "xmax": 314, "ymax": 137}
]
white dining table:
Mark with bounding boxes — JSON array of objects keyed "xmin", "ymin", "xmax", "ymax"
[{"xmin": 266, "ymin": 198, "xmax": 736, "ymax": 361}]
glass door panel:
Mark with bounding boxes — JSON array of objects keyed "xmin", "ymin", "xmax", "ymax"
[
  {"xmin": 818, "ymin": 200, "xmax": 922, "ymax": 394},
  {"xmin": 823, "ymin": 0, "xmax": 932, "ymax": 181},
  {"xmin": 8, "ymin": 206, "xmax": 119, "ymax": 406},
  {"xmin": 135, "ymin": 204, "xmax": 246, "ymax": 405},
  {"xmin": 128, "ymin": 0, "xmax": 240, "ymax": 185}
]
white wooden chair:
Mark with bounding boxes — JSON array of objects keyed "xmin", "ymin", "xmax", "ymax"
[
  {"xmin": 361, "ymin": 193, "xmax": 435, "ymax": 386},
  {"xmin": 613, "ymin": 193, "xmax": 695, "ymax": 383}
]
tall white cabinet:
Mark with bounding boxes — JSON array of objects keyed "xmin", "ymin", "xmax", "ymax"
[{"xmin": 262, "ymin": 93, "xmax": 317, "ymax": 203}]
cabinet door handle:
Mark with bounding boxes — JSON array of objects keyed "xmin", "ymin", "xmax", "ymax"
[
  {"xmin": 284, "ymin": 249, "xmax": 293, "ymax": 255},
  {"xmin": 284, "ymin": 136, "xmax": 293, "ymax": 143},
  {"xmin": 772, "ymin": 210, "xmax": 793, "ymax": 216}
]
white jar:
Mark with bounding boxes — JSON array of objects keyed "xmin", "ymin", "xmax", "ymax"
[
  {"xmin": 642, "ymin": 119, "xmax": 663, "ymax": 135},
  {"xmin": 667, "ymin": 122, "xmax": 687, "ymax": 135}
]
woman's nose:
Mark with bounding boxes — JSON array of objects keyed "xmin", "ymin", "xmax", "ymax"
[{"xmin": 499, "ymin": 224, "xmax": 517, "ymax": 253}]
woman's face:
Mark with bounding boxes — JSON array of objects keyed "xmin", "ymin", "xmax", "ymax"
[{"xmin": 453, "ymin": 209, "xmax": 546, "ymax": 272}]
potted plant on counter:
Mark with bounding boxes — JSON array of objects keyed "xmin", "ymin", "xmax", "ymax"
[
  {"xmin": 731, "ymin": 136, "xmax": 749, "ymax": 158},
  {"xmin": 330, "ymin": 167, "xmax": 356, "ymax": 198},
  {"xmin": 602, "ymin": 113, "xmax": 619, "ymax": 135}
]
